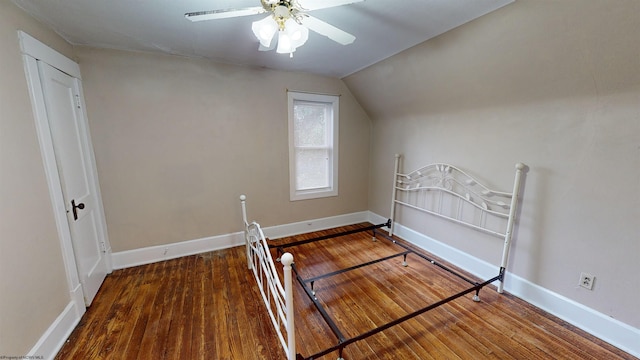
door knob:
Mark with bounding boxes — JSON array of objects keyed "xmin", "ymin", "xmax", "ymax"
[{"xmin": 71, "ymin": 199, "xmax": 85, "ymax": 221}]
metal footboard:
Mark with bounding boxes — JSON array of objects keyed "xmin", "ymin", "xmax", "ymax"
[{"xmin": 241, "ymin": 195, "xmax": 295, "ymax": 359}]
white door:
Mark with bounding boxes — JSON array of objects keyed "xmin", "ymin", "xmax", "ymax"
[{"xmin": 38, "ymin": 61, "xmax": 108, "ymax": 306}]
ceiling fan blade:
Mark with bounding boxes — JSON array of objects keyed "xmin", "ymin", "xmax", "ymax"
[
  {"xmin": 297, "ymin": 0, "xmax": 365, "ymax": 11},
  {"xmin": 301, "ymin": 15, "xmax": 356, "ymax": 45},
  {"xmin": 185, "ymin": 7, "xmax": 266, "ymax": 22}
]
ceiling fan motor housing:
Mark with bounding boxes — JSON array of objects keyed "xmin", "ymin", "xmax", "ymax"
[
  {"xmin": 262, "ymin": 0, "xmax": 294, "ymax": 10},
  {"xmin": 274, "ymin": 5, "xmax": 291, "ymax": 25}
]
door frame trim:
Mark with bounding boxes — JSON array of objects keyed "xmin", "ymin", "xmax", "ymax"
[
  {"xmin": 18, "ymin": 31, "xmax": 112, "ymax": 311},
  {"xmin": 19, "ymin": 31, "xmax": 81, "ymax": 78}
]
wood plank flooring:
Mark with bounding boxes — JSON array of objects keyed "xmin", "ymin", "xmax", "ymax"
[{"xmin": 55, "ymin": 224, "xmax": 636, "ymax": 359}]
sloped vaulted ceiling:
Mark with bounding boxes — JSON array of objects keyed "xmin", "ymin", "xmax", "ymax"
[{"xmin": 12, "ymin": 0, "xmax": 514, "ymax": 78}]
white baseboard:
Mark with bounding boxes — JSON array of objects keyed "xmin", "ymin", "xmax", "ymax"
[
  {"xmin": 262, "ymin": 211, "xmax": 370, "ymax": 240},
  {"xmin": 28, "ymin": 285, "xmax": 84, "ymax": 360},
  {"xmin": 505, "ymin": 273, "xmax": 640, "ymax": 358},
  {"xmin": 111, "ymin": 211, "xmax": 371, "ymax": 270},
  {"xmin": 111, "ymin": 231, "xmax": 245, "ymax": 269},
  {"xmin": 367, "ymin": 211, "xmax": 640, "ymax": 358}
]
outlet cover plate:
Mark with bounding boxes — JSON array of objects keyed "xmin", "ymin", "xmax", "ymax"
[{"xmin": 579, "ymin": 272, "xmax": 595, "ymax": 290}]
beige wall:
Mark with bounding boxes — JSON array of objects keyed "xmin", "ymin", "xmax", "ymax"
[
  {"xmin": 0, "ymin": 1, "xmax": 76, "ymax": 355},
  {"xmin": 5, "ymin": 0, "xmax": 637, "ymax": 354},
  {"xmin": 344, "ymin": 0, "xmax": 639, "ymax": 329},
  {"xmin": 75, "ymin": 47, "xmax": 371, "ymax": 252}
]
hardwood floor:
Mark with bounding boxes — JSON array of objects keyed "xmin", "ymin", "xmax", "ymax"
[{"xmin": 55, "ymin": 224, "xmax": 636, "ymax": 359}]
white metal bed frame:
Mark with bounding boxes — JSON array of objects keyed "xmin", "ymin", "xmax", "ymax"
[{"xmin": 239, "ymin": 155, "xmax": 525, "ymax": 359}]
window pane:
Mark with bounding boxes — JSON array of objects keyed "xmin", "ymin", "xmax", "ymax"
[
  {"xmin": 288, "ymin": 91, "xmax": 338, "ymax": 201},
  {"xmin": 295, "ymin": 148, "xmax": 329, "ymax": 190},
  {"xmin": 294, "ymin": 101, "xmax": 327, "ymax": 147}
]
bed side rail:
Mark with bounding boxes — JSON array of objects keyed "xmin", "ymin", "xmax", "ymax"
[{"xmin": 240, "ymin": 195, "xmax": 295, "ymax": 359}]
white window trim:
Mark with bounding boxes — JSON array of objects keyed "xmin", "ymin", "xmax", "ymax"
[{"xmin": 288, "ymin": 91, "xmax": 339, "ymax": 201}]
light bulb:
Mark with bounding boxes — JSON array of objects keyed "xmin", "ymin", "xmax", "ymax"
[
  {"xmin": 260, "ymin": 27, "xmax": 274, "ymax": 41},
  {"xmin": 277, "ymin": 32, "xmax": 292, "ymax": 54},
  {"xmin": 251, "ymin": 16, "xmax": 277, "ymax": 48},
  {"xmin": 283, "ymin": 18, "xmax": 308, "ymax": 50}
]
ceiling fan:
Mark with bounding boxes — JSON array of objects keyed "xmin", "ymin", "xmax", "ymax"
[{"xmin": 185, "ymin": 0, "xmax": 364, "ymax": 57}]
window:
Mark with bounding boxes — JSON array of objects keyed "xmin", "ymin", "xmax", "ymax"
[{"xmin": 288, "ymin": 91, "xmax": 339, "ymax": 201}]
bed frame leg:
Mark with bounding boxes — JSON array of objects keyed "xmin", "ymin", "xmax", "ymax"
[
  {"xmin": 310, "ymin": 281, "xmax": 316, "ymax": 297},
  {"xmin": 402, "ymin": 254, "xmax": 408, "ymax": 267},
  {"xmin": 372, "ymin": 228, "xmax": 377, "ymax": 242},
  {"xmin": 337, "ymin": 346, "xmax": 345, "ymax": 360},
  {"xmin": 472, "ymin": 288, "xmax": 481, "ymax": 302}
]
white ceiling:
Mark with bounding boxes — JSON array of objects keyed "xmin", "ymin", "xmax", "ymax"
[{"xmin": 12, "ymin": 0, "xmax": 514, "ymax": 78}]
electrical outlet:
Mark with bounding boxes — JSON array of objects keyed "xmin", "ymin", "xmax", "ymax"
[{"xmin": 579, "ymin": 272, "xmax": 595, "ymax": 290}]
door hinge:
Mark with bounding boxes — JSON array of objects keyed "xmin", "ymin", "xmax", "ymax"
[
  {"xmin": 100, "ymin": 241, "xmax": 107, "ymax": 253},
  {"xmin": 75, "ymin": 94, "xmax": 81, "ymax": 109}
]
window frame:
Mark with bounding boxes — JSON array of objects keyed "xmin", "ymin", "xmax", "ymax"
[{"xmin": 287, "ymin": 91, "xmax": 339, "ymax": 201}]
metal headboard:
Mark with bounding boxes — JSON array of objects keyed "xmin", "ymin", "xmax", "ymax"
[{"xmin": 389, "ymin": 155, "xmax": 525, "ymax": 293}]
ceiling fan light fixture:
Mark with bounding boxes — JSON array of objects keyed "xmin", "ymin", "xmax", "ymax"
[
  {"xmin": 285, "ymin": 19, "xmax": 309, "ymax": 43},
  {"xmin": 276, "ymin": 31, "xmax": 293, "ymax": 54},
  {"xmin": 251, "ymin": 15, "xmax": 278, "ymax": 47},
  {"xmin": 285, "ymin": 18, "xmax": 308, "ymax": 47},
  {"xmin": 276, "ymin": 19, "xmax": 309, "ymax": 57}
]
